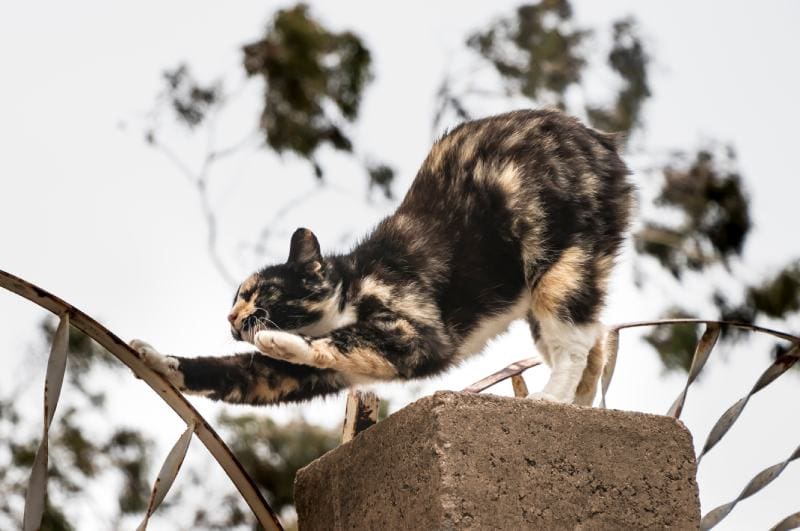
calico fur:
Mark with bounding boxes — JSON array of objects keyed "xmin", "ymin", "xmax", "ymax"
[{"xmin": 132, "ymin": 109, "xmax": 633, "ymax": 406}]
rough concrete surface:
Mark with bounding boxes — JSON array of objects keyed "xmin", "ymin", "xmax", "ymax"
[{"xmin": 295, "ymin": 392, "xmax": 700, "ymax": 530}]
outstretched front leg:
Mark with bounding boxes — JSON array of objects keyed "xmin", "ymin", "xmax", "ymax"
[
  {"xmin": 254, "ymin": 319, "xmax": 449, "ymax": 381},
  {"xmin": 129, "ymin": 339, "xmax": 347, "ymax": 405}
]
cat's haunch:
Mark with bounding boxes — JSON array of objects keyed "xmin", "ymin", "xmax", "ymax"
[{"xmin": 133, "ymin": 109, "xmax": 633, "ymax": 406}]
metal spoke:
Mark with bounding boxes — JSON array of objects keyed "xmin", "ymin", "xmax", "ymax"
[
  {"xmin": 701, "ymin": 444, "xmax": 800, "ymax": 530},
  {"xmin": 137, "ymin": 423, "xmax": 196, "ymax": 531},
  {"xmin": 667, "ymin": 323, "xmax": 720, "ymax": 418},
  {"xmin": 23, "ymin": 313, "xmax": 69, "ymax": 531}
]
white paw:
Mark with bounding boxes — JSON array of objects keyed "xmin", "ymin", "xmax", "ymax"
[
  {"xmin": 527, "ymin": 391, "xmax": 568, "ymax": 403},
  {"xmin": 254, "ymin": 331, "xmax": 313, "ymax": 363},
  {"xmin": 128, "ymin": 339, "xmax": 184, "ymax": 388}
]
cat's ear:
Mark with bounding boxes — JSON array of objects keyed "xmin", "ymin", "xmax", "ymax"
[{"xmin": 288, "ymin": 228, "xmax": 322, "ymax": 265}]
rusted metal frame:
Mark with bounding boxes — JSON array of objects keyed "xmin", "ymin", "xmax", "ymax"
[
  {"xmin": 770, "ymin": 510, "xmax": 800, "ymax": 531},
  {"xmin": 698, "ymin": 344, "xmax": 800, "ymax": 462},
  {"xmin": 666, "ymin": 324, "xmax": 721, "ymax": 419},
  {"xmin": 608, "ymin": 320, "xmax": 800, "ymax": 529},
  {"xmin": 23, "ymin": 313, "xmax": 69, "ymax": 531},
  {"xmin": 605, "ymin": 319, "xmax": 799, "ymax": 418},
  {"xmin": 611, "ymin": 318, "xmax": 800, "ymax": 344},
  {"xmin": 599, "ymin": 329, "xmax": 619, "ymax": 408},
  {"xmin": 701, "ymin": 443, "xmax": 800, "ymax": 530},
  {"xmin": 0, "ymin": 269, "xmax": 282, "ymax": 531},
  {"xmin": 462, "ymin": 357, "xmax": 543, "ymax": 394},
  {"xmin": 137, "ymin": 422, "xmax": 196, "ymax": 531},
  {"xmin": 510, "ymin": 374, "xmax": 529, "ymax": 397},
  {"xmin": 341, "ymin": 390, "xmax": 380, "ymax": 444}
]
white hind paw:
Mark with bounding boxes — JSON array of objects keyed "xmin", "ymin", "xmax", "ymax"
[{"xmin": 527, "ymin": 391, "xmax": 568, "ymax": 403}]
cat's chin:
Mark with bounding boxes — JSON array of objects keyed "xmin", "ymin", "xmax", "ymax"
[{"xmin": 235, "ymin": 328, "xmax": 257, "ymax": 345}]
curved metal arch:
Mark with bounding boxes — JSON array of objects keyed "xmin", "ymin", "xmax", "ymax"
[{"xmin": 0, "ymin": 269, "xmax": 282, "ymax": 531}]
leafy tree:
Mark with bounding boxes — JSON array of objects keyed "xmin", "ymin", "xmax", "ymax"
[
  {"xmin": 145, "ymin": 3, "xmax": 393, "ymax": 284},
  {"xmin": 242, "ymin": 3, "xmax": 372, "ymax": 168}
]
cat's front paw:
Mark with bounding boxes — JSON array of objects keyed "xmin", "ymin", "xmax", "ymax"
[
  {"xmin": 129, "ymin": 339, "xmax": 185, "ymax": 389},
  {"xmin": 254, "ymin": 331, "xmax": 320, "ymax": 366}
]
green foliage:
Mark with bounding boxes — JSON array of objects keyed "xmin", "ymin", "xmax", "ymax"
[
  {"xmin": 466, "ymin": 0, "xmax": 589, "ymax": 107},
  {"xmin": 587, "ymin": 18, "xmax": 650, "ymax": 134},
  {"xmin": 636, "ymin": 147, "xmax": 751, "ymax": 277},
  {"xmin": 189, "ymin": 492, "xmax": 251, "ymax": 530},
  {"xmin": 216, "ymin": 411, "xmax": 339, "ymax": 513},
  {"xmin": 747, "ymin": 260, "xmax": 800, "ymax": 318},
  {"xmin": 440, "ymin": 0, "xmax": 650, "ymax": 143},
  {"xmin": 159, "ymin": 64, "xmax": 220, "ymax": 130},
  {"xmin": 242, "ymin": 3, "xmax": 373, "ymax": 163},
  {"xmin": 367, "ymin": 163, "xmax": 395, "ymax": 200},
  {"xmin": 642, "ymin": 309, "xmax": 700, "ymax": 373},
  {"xmin": 147, "ymin": 2, "xmax": 394, "ymax": 205},
  {"xmin": 104, "ymin": 429, "xmax": 152, "ymax": 514}
]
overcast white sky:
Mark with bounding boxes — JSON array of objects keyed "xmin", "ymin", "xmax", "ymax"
[{"xmin": 1, "ymin": 1, "xmax": 799, "ymax": 529}]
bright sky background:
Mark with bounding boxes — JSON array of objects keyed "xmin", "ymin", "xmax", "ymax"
[{"xmin": 1, "ymin": 1, "xmax": 799, "ymax": 529}]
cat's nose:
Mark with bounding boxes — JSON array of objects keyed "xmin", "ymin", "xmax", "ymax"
[{"xmin": 227, "ymin": 311, "xmax": 238, "ymax": 325}]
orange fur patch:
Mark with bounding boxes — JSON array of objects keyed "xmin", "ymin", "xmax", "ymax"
[
  {"xmin": 312, "ymin": 339, "xmax": 399, "ymax": 379},
  {"xmin": 249, "ymin": 375, "xmax": 301, "ymax": 403},
  {"xmin": 231, "ymin": 274, "xmax": 259, "ymax": 329},
  {"xmin": 574, "ymin": 339, "xmax": 606, "ymax": 406},
  {"xmin": 531, "ymin": 246, "xmax": 588, "ymax": 318}
]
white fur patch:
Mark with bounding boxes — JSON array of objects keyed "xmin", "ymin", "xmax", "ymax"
[
  {"xmin": 296, "ymin": 283, "xmax": 357, "ymax": 337},
  {"xmin": 456, "ymin": 291, "xmax": 531, "ymax": 360},
  {"xmin": 535, "ymin": 319, "xmax": 601, "ymax": 403},
  {"xmin": 255, "ymin": 330, "xmax": 316, "ymax": 365}
]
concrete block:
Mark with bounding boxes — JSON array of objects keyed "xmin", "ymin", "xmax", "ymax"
[{"xmin": 295, "ymin": 391, "xmax": 700, "ymax": 530}]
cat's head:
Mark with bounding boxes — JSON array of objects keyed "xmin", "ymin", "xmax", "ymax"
[{"xmin": 228, "ymin": 228, "xmax": 351, "ymax": 343}]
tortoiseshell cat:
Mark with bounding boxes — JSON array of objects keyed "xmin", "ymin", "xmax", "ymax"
[{"xmin": 131, "ymin": 109, "xmax": 633, "ymax": 406}]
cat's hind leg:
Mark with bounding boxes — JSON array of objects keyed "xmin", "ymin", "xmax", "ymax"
[{"xmin": 528, "ymin": 248, "xmax": 612, "ymax": 404}]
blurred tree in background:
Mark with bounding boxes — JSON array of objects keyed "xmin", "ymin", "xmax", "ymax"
[{"xmin": 4, "ymin": 1, "xmax": 799, "ymax": 529}]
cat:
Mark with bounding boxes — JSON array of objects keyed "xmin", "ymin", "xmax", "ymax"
[{"xmin": 131, "ymin": 109, "xmax": 633, "ymax": 407}]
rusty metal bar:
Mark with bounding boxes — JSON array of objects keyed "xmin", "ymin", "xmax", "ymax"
[
  {"xmin": 510, "ymin": 374, "xmax": 529, "ymax": 397},
  {"xmin": 22, "ymin": 313, "xmax": 69, "ymax": 531},
  {"xmin": 699, "ymin": 345, "xmax": 800, "ymax": 462},
  {"xmin": 599, "ymin": 329, "xmax": 619, "ymax": 409},
  {"xmin": 137, "ymin": 422, "xmax": 196, "ymax": 531},
  {"xmin": 667, "ymin": 323, "xmax": 720, "ymax": 418},
  {"xmin": 0, "ymin": 269, "xmax": 282, "ymax": 531},
  {"xmin": 341, "ymin": 390, "xmax": 380, "ymax": 444},
  {"xmin": 701, "ymin": 444, "xmax": 800, "ymax": 530},
  {"xmin": 462, "ymin": 357, "xmax": 542, "ymax": 394},
  {"xmin": 611, "ymin": 318, "xmax": 800, "ymax": 343},
  {"xmin": 770, "ymin": 511, "xmax": 800, "ymax": 531}
]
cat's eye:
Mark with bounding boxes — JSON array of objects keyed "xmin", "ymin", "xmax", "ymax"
[{"xmin": 263, "ymin": 285, "xmax": 281, "ymax": 298}]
